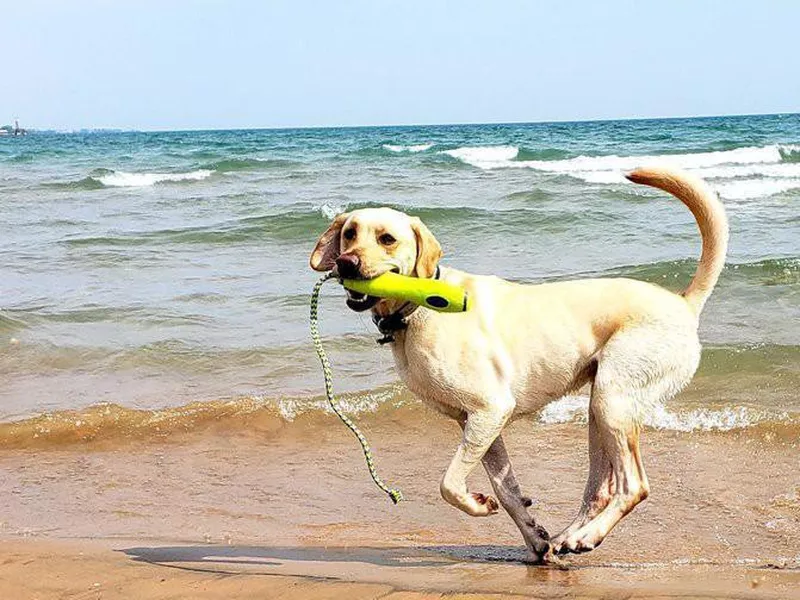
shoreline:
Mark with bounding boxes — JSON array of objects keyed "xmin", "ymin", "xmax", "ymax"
[
  {"xmin": 1, "ymin": 390, "xmax": 798, "ymax": 451},
  {"xmin": 1, "ymin": 413, "xmax": 798, "ymax": 598}
]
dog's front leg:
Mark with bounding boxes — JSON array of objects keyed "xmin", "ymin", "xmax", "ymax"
[
  {"xmin": 440, "ymin": 393, "xmax": 514, "ymax": 517},
  {"xmin": 482, "ymin": 435, "xmax": 552, "ymax": 561}
]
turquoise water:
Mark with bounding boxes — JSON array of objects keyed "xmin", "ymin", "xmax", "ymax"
[{"xmin": 1, "ymin": 114, "xmax": 799, "ymax": 427}]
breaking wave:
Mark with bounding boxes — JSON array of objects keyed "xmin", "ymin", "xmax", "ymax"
[
  {"xmin": 382, "ymin": 143, "xmax": 434, "ymax": 153},
  {"xmin": 538, "ymin": 395, "xmax": 791, "ymax": 432},
  {"xmin": 442, "ymin": 144, "xmax": 800, "ymax": 199},
  {"xmin": 0, "ymin": 386, "xmax": 409, "ymax": 450},
  {"xmin": 2, "ymin": 384, "xmax": 796, "ymax": 450},
  {"xmin": 47, "ymin": 168, "xmax": 217, "ymax": 189},
  {"xmin": 443, "ymin": 145, "xmax": 519, "ymax": 164},
  {"xmin": 92, "ymin": 169, "xmax": 213, "ymax": 187},
  {"xmin": 713, "ymin": 178, "xmax": 800, "ymax": 200},
  {"xmin": 50, "ymin": 158, "xmax": 303, "ymax": 190}
]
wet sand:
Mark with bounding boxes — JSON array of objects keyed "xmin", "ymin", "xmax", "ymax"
[
  {"xmin": 1, "ymin": 406, "xmax": 798, "ymax": 598},
  {"xmin": 2, "ymin": 537, "xmax": 799, "ymax": 599}
]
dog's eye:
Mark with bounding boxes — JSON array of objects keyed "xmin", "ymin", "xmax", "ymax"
[
  {"xmin": 343, "ymin": 228, "xmax": 356, "ymax": 240},
  {"xmin": 378, "ymin": 233, "xmax": 396, "ymax": 246}
]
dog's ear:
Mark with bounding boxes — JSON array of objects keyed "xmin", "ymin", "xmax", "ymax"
[
  {"xmin": 310, "ymin": 213, "xmax": 350, "ymax": 271},
  {"xmin": 411, "ymin": 217, "xmax": 442, "ymax": 278}
]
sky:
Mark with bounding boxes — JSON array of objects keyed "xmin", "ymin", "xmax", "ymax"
[{"xmin": 1, "ymin": 0, "xmax": 798, "ymax": 131}]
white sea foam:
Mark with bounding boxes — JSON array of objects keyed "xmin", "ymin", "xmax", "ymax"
[
  {"xmin": 572, "ymin": 163, "xmax": 800, "ymax": 186},
  {"xmin": 713, "ymin": 178, "xmax": 800, "ymax": 200},
  {"xmin": 539, "ymin": 395, "xmax": 783, "ymax": 432},
  {"xmin": 642, "ymin": 404, "xmax": 782, "ymax": 432},
  {"xmin": 779, "ymin": 144, "xmax": 800, "ymax": 160},
  {"xmin": 317, "ymin": 202, "xmax": 347, "ymax": 220},
  {"xmin": 570, "ymin": 170, "xmax": 627, "ymax": 184},
  {"xmin": 276, "ymin": 385, "xmax": 406, "ymax": 421},
  {"xmin": 442, "ymin": 145, "xmax": 520, "ymax": 168},
  {"xmin": 539, "ymin": 395, "xmax": 589, "ymax": 425},
  {"xmin": 443, "ymin": 143, "xmax": 800, "ymax": 199},
  {"xmin": 447, "ymin": 144, "xmax": 787, "ymax": 171},
  {"xmin": 383, "ymin": 143, "xmax": 434, "ymax": 153},
  {"xmin": 95, "ymin": 169, "xmax": 213, "ymax": 187},
  {"xmin": 693, "ymin": 162, "xmax": 800, "ymax": 179}
]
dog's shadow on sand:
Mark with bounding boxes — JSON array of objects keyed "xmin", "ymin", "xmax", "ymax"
[{"xmin": 122, "ymin": 544, "xmax": 532, "ymax": 571}]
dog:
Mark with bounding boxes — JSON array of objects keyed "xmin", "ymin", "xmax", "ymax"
[{"xmin": 309, "ymin": 166, "xmax": 728, "ymax": 562}]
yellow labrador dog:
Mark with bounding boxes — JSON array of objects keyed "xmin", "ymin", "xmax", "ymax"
[{"xmin": 310, "ymin": 166, "xmax": 728, "ymax": 562}]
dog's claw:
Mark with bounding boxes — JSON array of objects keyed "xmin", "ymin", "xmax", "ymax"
[
  {"xmin": 470, "ymin": 492, "xmax": 499, "ymax": 515},
  {"xmin": 553, "ymin": 534, "xmax": 599, "ymax": 555}
]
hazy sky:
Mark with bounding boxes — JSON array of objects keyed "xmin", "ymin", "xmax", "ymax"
[{"xmin": 2, "ymin": 1, "xmax": 798, "ymax": 130}]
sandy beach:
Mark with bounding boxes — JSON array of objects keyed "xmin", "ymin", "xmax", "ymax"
[
  {"xmin": 2, "ymin": 405, "xmax": 798, "ymax": 598},
  {"xmin": 2, "ymin": 537, "xmax": 799, "ymax": 599},
  {"xmin": 5, "ymin": 0, "xmax": 800, "ymax": 596}
]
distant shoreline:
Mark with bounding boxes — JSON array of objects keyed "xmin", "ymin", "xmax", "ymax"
[{"xmin": 16, "ymin": 110, "xmax": 800, "ymax": 136}]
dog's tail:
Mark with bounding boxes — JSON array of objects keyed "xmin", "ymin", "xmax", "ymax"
[{"xmin": 625, "ymin": 166, "xmax": 728, "ymax": 315}]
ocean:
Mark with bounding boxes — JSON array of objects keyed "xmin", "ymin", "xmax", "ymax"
[{"xmin": 2, "ymin": 113, "xmax": 800, "ymax": 446}]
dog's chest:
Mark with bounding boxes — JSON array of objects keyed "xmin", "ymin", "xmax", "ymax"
[
  {"xmin": 389, "ymin": 330, "xmax": 505, "ymax": 412},
  {"xmin": 386, "ymin": 316, "xmax": 581, "ymax": 415}
]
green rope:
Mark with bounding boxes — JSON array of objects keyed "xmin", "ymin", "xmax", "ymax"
[{"xmin": 309, "ymin": 272, "xmax": 403, "ymax": 505}]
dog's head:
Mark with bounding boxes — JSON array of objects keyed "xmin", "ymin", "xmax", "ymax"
[{"xmin": 310, "ymin": 207, "xmax": 442, "ymax": 312}]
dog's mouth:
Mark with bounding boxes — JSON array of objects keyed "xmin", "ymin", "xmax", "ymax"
[
  {"xmin": 343, "ymin": 266, "xmax": 401, "ymax": 312},
  {"xmin": 345, "ymin": 288, "xmax": 380, "ymax": 312}
]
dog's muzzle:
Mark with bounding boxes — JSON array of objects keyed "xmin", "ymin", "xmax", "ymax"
[
  {"xmin": 334, "ymin": 254, "xmax": 380, "ymax": 311},
  {"xmin": 345, "ymin": 288, "xmax": 380, "ymax": 312}
]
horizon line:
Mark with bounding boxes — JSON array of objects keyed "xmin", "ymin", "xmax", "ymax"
[{"xmin": 15, "ymin": 110, "xmax": 800, "ymax": 135}]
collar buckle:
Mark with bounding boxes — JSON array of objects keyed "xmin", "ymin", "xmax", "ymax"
[{"xmin": 372, "ymin": 307, "xmax": 412, "ymax": 344}]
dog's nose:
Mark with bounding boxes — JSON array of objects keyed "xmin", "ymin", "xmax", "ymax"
[{"xmin": 335, "ymin": 254, "xmax": 361, "ymax": 278}]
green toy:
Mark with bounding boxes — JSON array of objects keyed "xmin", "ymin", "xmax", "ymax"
[
  {"xmin": 341, "ymin": 271, "xmax": 470, "ymax": 312},
  {"xmin": 309, "ymin": 270, "xmax": 470, "ymax": 505}
]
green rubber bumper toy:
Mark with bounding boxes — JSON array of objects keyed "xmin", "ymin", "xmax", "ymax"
[{"xmin": 341, "ymin": 271, "xmax": 469, "ymax": 313}]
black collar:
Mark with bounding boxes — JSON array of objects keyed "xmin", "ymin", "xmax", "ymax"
[{"xmin": 372, "ymin": 266, "xmax": 441, "ymax": 345}]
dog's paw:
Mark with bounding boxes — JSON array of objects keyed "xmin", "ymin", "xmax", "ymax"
[
  {"xmin": 553, "ymin": 532, "xmax": 599, "ymax": 555},
  {"xmin": 525, "ymin": 544, "xmax": 563, "ymax": 566},
  {"xmin": 467, "ymin": 492, "xmax": 499, "ymax": 516},
  {"xmin": 522, "ymin": 521, "xmax": 551, "ymax": 558}
]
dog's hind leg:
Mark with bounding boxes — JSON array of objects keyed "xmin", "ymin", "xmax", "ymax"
[
  {"xmin": 553, "ymin": 327, "xmax": 698, "ymax": 554},
  {"xmin": 482, "ymin": 434, "xmax": 551, "ymax": 561},
  {"xmin": 554, "ymin": 385, "xmax": 648, "ymax": 554},
  {"xmin": 550, "ymin": 404, "xmax": 614, "ymax": 548}
]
